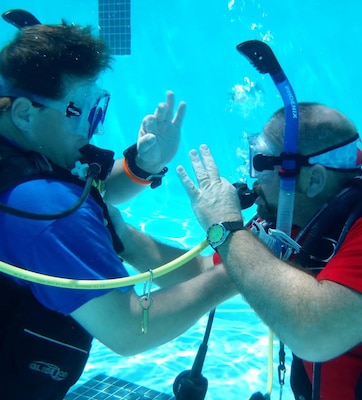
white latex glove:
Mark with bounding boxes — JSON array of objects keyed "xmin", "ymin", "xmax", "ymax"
[
  {"xmin": 177, "ymin": 144, "xmax": 243, "ymax": 231},
  {"xmin": 136, "ymin": 91, "xmax": 186, "ymax": 174}
]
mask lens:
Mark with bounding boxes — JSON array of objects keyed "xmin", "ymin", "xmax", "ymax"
[{"xmin": 88, "ymin": 93, "xmax": 110, "ymax": 139}]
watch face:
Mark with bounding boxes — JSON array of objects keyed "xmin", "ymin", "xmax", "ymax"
[
  {"xmin": 207, "ymin": 221, "xmax": 244, "ymax": 249},
  {"xmin": 208, "ymin": 224, "xmax": 224, "ymax": 243},
  {"xmin": 207, "ymin": 223, "xmax": 228, "ymax": 248}
]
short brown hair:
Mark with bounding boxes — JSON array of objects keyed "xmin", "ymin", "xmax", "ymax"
[{"xmin": 0, "ymin": 22, "xmax": 112, "ymax": 100}]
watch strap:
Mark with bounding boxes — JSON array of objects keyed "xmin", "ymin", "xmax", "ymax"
[
  {"xmin": 123, "ymin": 144, "xmax": 168, "ymax": 189},
  {"xmin": 222, "ymin": 221, "xmax": 245, "ymax": 232}
]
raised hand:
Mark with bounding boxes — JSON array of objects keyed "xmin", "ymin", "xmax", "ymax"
[
  {"xmin": 177, "ymin": 144, "xmax": 242, "ymax": 231},
  {"xmin": 136, "ymin": 91, "xmax": 186, "ymax": 173}
]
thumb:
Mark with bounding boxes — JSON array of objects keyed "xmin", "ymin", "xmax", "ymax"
[
  {"xmin": 140, "ymin": 115, "xmax": 157, "ymax": 135},
  {"xmin": 137, "ymin": 133, "xmax": 157, "ymax": 155}
]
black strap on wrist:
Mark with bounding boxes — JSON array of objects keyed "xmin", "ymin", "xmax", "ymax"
[{"xmin": 123, "ymin": 144, "xmax": 168, "ymax": 189}]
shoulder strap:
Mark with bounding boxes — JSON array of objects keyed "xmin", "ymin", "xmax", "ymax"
[
  {"xmin": 295, "ymin": 176, "xmax": 362, "ymax": 272},
  {"xmin": 0, "ymin": 137, "xmax": 55, "ymax": 192},
  {"xmin": 0, "ymin": 137, "xmax": 124, "ymax": 253}
]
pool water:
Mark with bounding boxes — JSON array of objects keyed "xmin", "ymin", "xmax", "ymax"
[
  {"xmin": 79, "ymin": 301, "xmax": 292, "ymax": 399},
  {"xmin": 74, "ymin": 191, "xmax": 295, "ymax": 399},
  {"xmin": 2, "ymin": 0, "xmax": 362, "ymax": 399}
]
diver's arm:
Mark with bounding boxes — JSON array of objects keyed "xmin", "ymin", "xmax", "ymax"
[
  {"xmin": 107, "ymin": 203, "xmax": 214, "ymax": 287},
  {"xmin": 177, "ymin": 144, "xmax": 362, "ymax": 362},
  {"xmin": 217, "ymin": 229, "xmax": 362, "ymax": 362},
  {"xmin": 103, "ymin": 91, "xmax": 186, "ymax": 204},
  {"xmin": 102, "ymin": 158, "xmax": 145, "ymax": 203},
  {"xmin": 71, "ymin": 263, "xmax": 236, "ymax": 356},
  {"xmin": 121, "ymin": 224, "xmax": 214, "ymax": 287},
  {"xmin": 108, "ymin": 205, "xmax": 213, "ymax": 287}
]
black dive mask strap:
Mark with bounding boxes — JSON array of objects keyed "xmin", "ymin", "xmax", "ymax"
[{"xmin": 253, "ymin": 152, "xmax": 311, "ymax": 177}]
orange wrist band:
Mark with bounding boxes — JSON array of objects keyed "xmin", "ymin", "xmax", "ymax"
[{"xmin": 122, "ymin": 157, "xmax": 151, "ymax": 185}]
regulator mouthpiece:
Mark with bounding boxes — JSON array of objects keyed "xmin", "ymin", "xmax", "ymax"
[
  {"xmin": 79, "ymin": 144, "xmax": 115, "ymax": 181},
  {"xmin": 233, "ymin": 182, "xmax": 257, "ymax": 209}
]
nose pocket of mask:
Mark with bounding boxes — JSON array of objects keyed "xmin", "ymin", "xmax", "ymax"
[{"xmin": 87, "ymin": 93, "xmax": 110, "ymax": 139}]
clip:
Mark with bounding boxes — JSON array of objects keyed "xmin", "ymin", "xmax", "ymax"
[{"xmin": 143, "ymin": 269, "xmax": 154, "ymax": 300}]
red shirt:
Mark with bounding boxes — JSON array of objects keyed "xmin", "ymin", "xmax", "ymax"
[
  {"xmin": 318, "ymin": 217, "xmax": 362, "ymax": 292},
  {"xmin": 212, "ymin": 218, "xmax": 362, "ymax": 399},
  {"xmin": 304, "ymin": 217, "xmax": 362, "ymax": 399}
]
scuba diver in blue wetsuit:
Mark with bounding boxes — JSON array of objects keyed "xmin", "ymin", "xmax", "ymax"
[{"xmin": 0, "ymin": 10, "xmax": 238, "ymax": 400}]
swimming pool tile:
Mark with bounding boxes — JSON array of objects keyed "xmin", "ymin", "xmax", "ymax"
[
  {"xmin": 98, "ymin": 0, "xmax": 131, "ymax": 55},
  {"xmin": 64, "ymin": 374, "xmax": 175, "ymax": 400}
]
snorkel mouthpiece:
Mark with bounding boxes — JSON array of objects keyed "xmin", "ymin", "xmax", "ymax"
[
  {"xmin": 237, "ymin": 40, "xmax": 283, "ymax": 78},
  {"xmin": 233, "ymin": 182, "xmax": 257, "ymax": 209}
]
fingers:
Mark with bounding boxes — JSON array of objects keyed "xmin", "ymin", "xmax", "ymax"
[
  {"xmin": 176, "ymin": 165, "xmax": 199, "ymax": 201},
  {"xmin": 177, "ymin": 145, "xmax": 220, "ymax": 193},
  {"xmin": 153, "ymin": 91, "xmax": 186, "ymax": 129},
  {"xmin": 198, "ymin": 144, "xmax": 220, "ymax": 182},
  {"xmin": 189, "ymin": 148, "xmax": 211, "ymax": 189},
  {"xmin": 188, "ymin": 145, "xmax": 220, "ymax": 187},
  {"xmin": 172, "ymin": 101, "xmax": 186, "ymax": 129},
  {"xmin": 154, "ymin": 91, "xmax": 174, "ymax": 121},
  {"xmin": 154, "ymin": 102, "xmax": 168, "ymax": 121},
  {"xmin": 164, "ymin": 90, "xmax": 175, "ymax": 120}
]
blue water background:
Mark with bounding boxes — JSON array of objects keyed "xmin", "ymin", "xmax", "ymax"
[{"xmin": 1, "ymin": 1, "xmax": 362, "ymax": 399}]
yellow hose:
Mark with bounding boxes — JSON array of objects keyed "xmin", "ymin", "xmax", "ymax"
[
  {"xmin": 0, "ymin": 237, "xmax": 277, "ymax": 395},
  {"xmin": 0, "ymin": 239, "xmax": 209, "ymax": 289},
  {"xmin": 266, "ymin": 329, "xmax": 274, "ymax": 396}
]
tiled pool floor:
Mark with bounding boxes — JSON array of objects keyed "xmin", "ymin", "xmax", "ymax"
[{"xmin": 64, "ymin": 374, "xmax": 175, "ymax": 400}]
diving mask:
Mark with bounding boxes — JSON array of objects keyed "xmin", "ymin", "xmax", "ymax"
[
  {"xmin": 248, "ymin": 132, "xmax": 362, "ymax": 178},
  {"xmin": 0, "ymin": 76, "xmax": 110, "ymax": 139},
  {"xmin": 28, "ymin": 85, "xmax": 110, "ymax": 139}
]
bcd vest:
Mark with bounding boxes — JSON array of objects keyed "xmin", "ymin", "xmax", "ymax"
[
  {"xmin": 289, "ymin": 176, "xmax": 362, "ymax": 400},
  {"xmin": 0, "ymin": 137, "xmax": 124, "ymax": 399}
]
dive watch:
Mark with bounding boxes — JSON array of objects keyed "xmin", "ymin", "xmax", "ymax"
[{"xmin": 206, "ymin": 221, "xmax": 245, "ymax": 249}]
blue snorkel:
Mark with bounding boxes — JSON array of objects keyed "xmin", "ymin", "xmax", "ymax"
[
  {"xmin": 237, "ymin": 40, "xmax": 299, "ymax": 400},
  {"xmin": 237, "ymin": 40, "xmax": 299, "ymax": 237}
]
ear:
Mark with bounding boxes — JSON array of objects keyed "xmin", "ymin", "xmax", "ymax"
[
  {"xmin": 11, "ymin": 97, "xmax": 36, "ymax": 133},
  {"xmin": 306, "ymin": 164, "xmax": 328, "ymax": 198}
]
